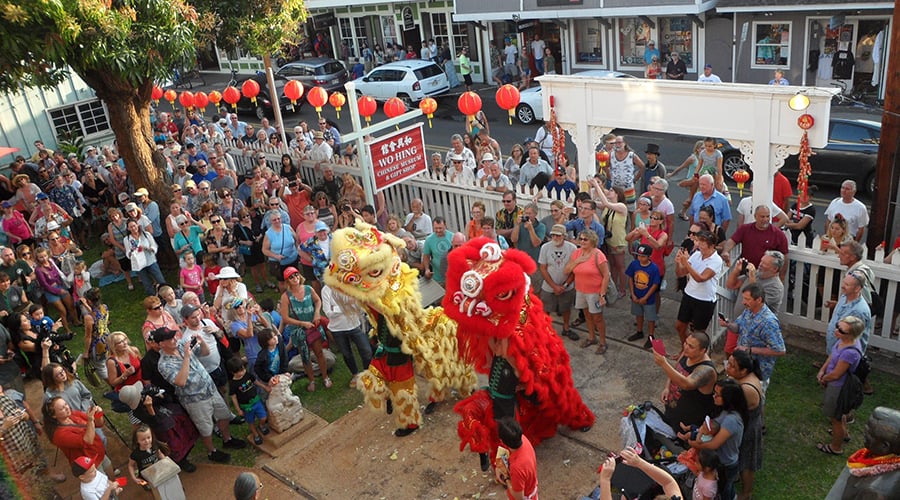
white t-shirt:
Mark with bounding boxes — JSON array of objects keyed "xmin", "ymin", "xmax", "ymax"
[
  {"xmin": 697, "ymin": 74, "xmax": 722, "ymax": 83},
  {"xmin": 824, "ymin": 197, "xmax": 869, "ymax": 238},
  {"xmin": 504, "ymin": 45, "xmax": 518, "ymax": 65},
  {"xmin": 736, "ymin": 197, "xmax": 787, "ymax": 225},
  {"xmin": 184, "ymin": 319, "xmax": 221, "ymax": 374},
  {"xmin": 532, "ymin": 39, "xmax": 546, "ymax": 60},
  {"xmin": 80, "ymin": 471, "xmax": 111, "ymax": 500},
  {"xmin": 685, "ymin": 250, "xmax": 723, "ymax": 302},
  {"xmin": 539, "ymin": 240, "xmax": 577, "ymax": 293}
]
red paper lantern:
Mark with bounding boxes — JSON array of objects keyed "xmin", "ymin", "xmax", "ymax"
[
  {"xmin": 457, "ymin": 91, "xmax": 482, "ymax": 118},
  {"xmin": 595, "ymin": 149, "xmax": 610, "ymax": 167},
  {"xmin": 733, "ymin": 169, "xmax": 751, "ymax": 197},
  {"xmin": 384, "ymin": 97, "xmax": 406, "ymax": 119},
  {"xmin": 178, "ymin": 91, "xmax": 194, "ymax": 111},
  {"xmin": 797, "ymin": 114, "xmax": 815, "ymax": 130},
  {"xmin": 193, "ymin": 91, "xmax": 209, "ymax": 112},
  {"xmin": 419, "ymin": 97, "xmax": 437, "ymax": 128},
  {"xmin": 208, "ymin": 90, "xmax": 222, "ymax": 107},
  {"xmin": 357, "ymin": 95, "xmax": 377, "ymax": 125},
  {"xmin": 495, "ymin": 84, "xmax": 521, "ymax": 125},
  {"xmin": 241, "ymin": 79, "xmax": 260, "ymax": 105},
  {"xmin": 151, "ymin": 85, "xmax": 163, "ymax": 105},
  {"xmin": 329, "ymin": 92, "xmax": 346, "ymax": 119},
  {"xmin": 163, "ymin": 89, "xmax": 177, "ymax": 106},
  {"xmin": 222, "ymin": 86, "xmax": 241, "ymax": 110},
  {"xmin": 307, "ymin": 86, "xmax": 328, "ymax": 118},
  {"xmin": 284, "ymin": 80, "xmax": 303, "ymax": 110}
]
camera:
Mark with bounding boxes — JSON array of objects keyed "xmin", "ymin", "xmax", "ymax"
[
  {"xmin": 141, "ymin": 385, "xmax": 165, "ymax": 398},
  {"xmin": 342, "ymin": 205, "xmax": 351, "ymax": 212},
  {"xmin": 739, "ymin": 259, "xmax": 748, "ymax": 276},
  {"xmin": 522, "ymin": 216, "xmax": 530, "ymax": 222},
  {"xmin": 190, "ymin": 337, "xmax": 199, "ymax": 349}
]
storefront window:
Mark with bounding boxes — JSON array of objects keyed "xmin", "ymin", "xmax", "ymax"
[
  {"xmin": 339, "ymin": 18, "xmax": 356, "ymax": 57},
  {"xmin": 574, "ymin": 19, "xmax": 605, "ymax": 65},
  {"xmin": 618, "ymin": 18, "xmax": 655, "ymax": 67},
  {"xmin": 381, "ymin": 16, "xmax": 397, "ymax": 47},
  {"xmin": 430, "ymin": 13, "xmax": 478, "ymax": 61},
  {"xmin": 753, "ymin": 22, "xmax": 791, "ymax": 68},
  {"xmin": 659, "ymin": 17, "xmax": 694, "ymax": 68}
]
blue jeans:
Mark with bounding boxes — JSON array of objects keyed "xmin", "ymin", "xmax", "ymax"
[
  {"xmin": 136, "ymin": 262, "xmax": 165, "ymax": 295},
  {"xmin": 535, "ymin": 57, "xmax": 544, "ymax": 75},
  {"xmin": 332, "ymin": 326, "xmax": 372, "ymax": 375}
]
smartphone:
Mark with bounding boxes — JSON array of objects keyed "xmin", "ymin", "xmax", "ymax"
[
  {"xmin": 649, "ymin": 335, "xmax": 667, "ymax": 357},
  {"xmin": 718, "ymin": 312, "xmax": 728, "ymax": 322}
]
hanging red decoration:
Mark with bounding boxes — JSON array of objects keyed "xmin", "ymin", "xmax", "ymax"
[
  {"xmin": 284, "ymin": 80, "xmax": 303, "ymax": 110},
  {"xmin": 797, "ymin": 122, "xmax": 813, "ymax": 205},
  {"xmin": 329, "ymin": 92, "xmax": 346, "ymax": 119},
  {"xmin": 163, "ymin": 89, "xmax": 177, "ymax": 106},
  {"xmin": 241, "ymin": 79, "xmax": 260, "ymax": 105},
  {"xmin": 495, "ymin": 84, "xmax": 520, "ymax": 125},
  {"xmin": 357, "ymin": 95, "xmax": 377, "ymax": 125},
  {"xmin": 419, "ymin": 97, "xmax": 437, "ymax": 128},
  {"xmin": 208, "ymin": 90, "xmax": 222, "ymax": 108},
  {"xmin": 733, "ymin": 169, "xmax": 751, "ymax": 197},
  {"xmin": 222, "ymin": 86, "xmax": 241, "ymax": 110},
  {"xmin": 193, "ymin": 91, "xmax": 209, "ymax": 112},
  {"xmin": 797, "ymin": 114, "xmax": 815, "ymax": 130},
  {"xmin": 151, "ymin": 85, "xmax": 163, "ymax": 105},
  {"xmin": 457, "ymin": 91, "xmax": 482, "ymax": 118},
  {"xmin": 307, "ymin": 86, "xmax": 328, "ymax": 118},
  {"xmin": 595, "ymin": 149, "xmax": 610, "ymax": 168},
  {"xmin": 178, "ymin": 91, "xmax": 194, "ymax": 111}
]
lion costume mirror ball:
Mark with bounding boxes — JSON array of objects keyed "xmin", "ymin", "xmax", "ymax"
[{"xmin": 444, "ymin": 237, "xmax": 595, "ymax": 463}]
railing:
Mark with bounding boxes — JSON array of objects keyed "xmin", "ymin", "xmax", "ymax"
[{"xmin": 241, "ymin": 145, "xmax": 900, "ymax": 356}]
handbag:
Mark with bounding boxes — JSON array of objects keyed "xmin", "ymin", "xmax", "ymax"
[
  {"xmin": 595, "ymin": 251, "xmax": 617, "ymax": 305},
  {"xmin": 238, "ymin": 244, "xmax": 252, "ymax": 256}
]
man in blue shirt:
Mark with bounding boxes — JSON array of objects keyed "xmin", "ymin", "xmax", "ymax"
[
  {"xmin": 728, "ymin": 283, "xmax": 785, "ymax": 392},
  {"xmin": 644, "ymin": 41, "xmax": 660, "ymax": 65},
  {"xmin": 688, "ymin": 174, "xmax": 733, "ymax": 232},
  {"xmin": 422, "ymin": 217, "xmax": 454, "ymax": 286},
  {"xmin": 565, "ymin": 200, "xmax": 605, "ymax": 248},
  {"xmin": 185, "ymin": 143, "xmax": 208, "ymax": 167}
]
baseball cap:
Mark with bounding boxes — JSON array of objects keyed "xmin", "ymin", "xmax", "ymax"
[
  {"xmin": 1, "ymin": 201, "xmax": 12, "ymax": 209},
  {"xmin": 283, "ymin": 266, "xmax": 301, "ymax": 280},
  {"xmin": 184, "ymin": 180, "xmax": 197, "ymax": 188},
  {"xmin": 148, "ymin": 327, "xmax": 177, "ymax": 343},
  {"xmin": 315, "ymin": 221, "xmax": 329, "ymax": 232},
  {"xmin": 124, "ymin": 202, "xmax": 138, "ymax": 213},
  {"xmin": 36, "ymin": 193, "xmax": 49, "ymax": 200},
  {"xmin": 185, "ymin": 142, "xmax": 196, "ymax": 148},
  {"xmin": 117, "ymin": 192, "xmax": 130, "ymax": 202},
  {"xmin": 134, "ymin": 187, "xmax": 149, "ymax": 198},
  {"xmin": 704, "ymin": 64, "xmax": 712, "ymax": 69},
  {"xmin": 180, "ymin": 304, "xmax": 200, "ymax": 319},
  {"xmin": 71, "ymin": 456, "xmax": 95, "ymax": 477},
  {"xmin": 550, "ymin": 224, "xmax": 566, "ymax": 236},
  {"xmin": 636, "ymin": 244, "xmax": 653, "ymax": 257}
]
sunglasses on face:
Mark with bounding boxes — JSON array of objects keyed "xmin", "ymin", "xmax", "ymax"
[{"xmin": 210, "ymin": 219, "xmax": 221, "ymax": 224}]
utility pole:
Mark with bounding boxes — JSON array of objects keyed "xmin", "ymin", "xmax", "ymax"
[{"xmin": 867, "ymin": 1, "xmax": 900, "ymax": 255}]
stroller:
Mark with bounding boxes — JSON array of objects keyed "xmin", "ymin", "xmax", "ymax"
[{"xmin": 612, "ymin": 401, "xmax": 692, "ymax": 500}]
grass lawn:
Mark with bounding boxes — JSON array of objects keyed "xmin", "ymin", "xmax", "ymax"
[{"xmin": 62, "ymin": 246, "xmax": 899, "ymax": 491}]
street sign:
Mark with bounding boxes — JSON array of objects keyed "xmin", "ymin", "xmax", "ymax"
[
  {"xmin": 367, "ymin": 123, "xmax": 426, "ymax": 192},
  {"xmin": 402, "ymin": 7, "xmax": 415, "ymax": 31}
]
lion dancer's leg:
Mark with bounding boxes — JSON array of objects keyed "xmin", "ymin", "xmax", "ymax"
[{"xmin": 388, "ymin": 373, "xmax": 420, "ymax": 437}]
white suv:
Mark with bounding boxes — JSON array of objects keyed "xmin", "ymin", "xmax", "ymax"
[{"xmin": 352, "ymin": 60, "xmax": 449, "ymax": 104}]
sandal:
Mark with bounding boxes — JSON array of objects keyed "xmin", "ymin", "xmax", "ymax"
[
  {"xmin": 307, "ymin": 381, "xmax": 316, "ymax": 392},
  {"xmin": 817, "ymin": 443, "xmax": 843, "ymax": 455},
  {"xmin": 596, "ymin": 343, "xmax": 608, "ymax": 355},
  {"xmin": 827, "ymin": 429, "xmax": 852, "ymax": 442},
  {"xmin": 571, "ymin": 318, "xmax": 585, "ymax": 328},
  {"xmin": 324, "ymin": 377, "xmax": 333, "ymax": 389},
  {"xmin": 678, "ymin": 212, "xmax": 689, "ymax": 221},
  {"xmin": 580, "ymin": 338, "xmax": 598, "ymax": 348}
]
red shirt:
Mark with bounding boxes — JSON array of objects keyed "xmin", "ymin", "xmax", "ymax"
[
  {"xmin": 507, "ymin": 435, "xmax": 538, "ymax": 499},
  {"xmin": 773, "ymin": 172, "xmax": 792, "ymax": 212},
  {"xmin": 52, "ymin": 411, "xmax": 106, "ymax": 465},
  {"xmin": 283, "ymin": 190, "xmax": 311, "ymax": 229},
  {"xmin": 729, "ymin": 223, "xmax": 789, "ymax": 267}
]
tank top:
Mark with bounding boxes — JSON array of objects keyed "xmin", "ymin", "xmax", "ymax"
[
  {"xmin": 664, "ymin": 359, "xmax": 716, "ymax": 429},
  {"xmin": 609, "ymin": 151, "xmax": 636, "ymax": 190},
  {"xmin": 265, "ymin": 226, "xmax": 297, "ymax": 265}
]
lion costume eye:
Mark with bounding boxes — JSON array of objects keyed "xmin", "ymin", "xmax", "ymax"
[
  {"xmin": 495, "ymin": 290, "xmax": 514, "ymax": 301},
  {"xmin": 368, "ymin": 269, "xmax": 383, "ymax": 278}
]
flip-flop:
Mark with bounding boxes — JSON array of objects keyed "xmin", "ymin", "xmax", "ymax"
[
  {"xmin": 571, "ymin": 318, "xmax": 585, "ymax": 328},
  {"xmin": 580, "ymin": 338, "xmax": 598, "ymax": 348},
  {"xmin": 596, "ymin": 343, "xmax": 608, "ymax": 355},
  {"xmin": 827, "ymin": 429, "xmax": 851, "ymax": 442},
  {"xmin": 817, "ymin": 443, "xmax": 843, "ymax": 455}
]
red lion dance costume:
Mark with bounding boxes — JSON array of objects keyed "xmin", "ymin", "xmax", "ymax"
[{"xmin": 443, "ymin": 237, "xmax": 595, "ymax": 466}]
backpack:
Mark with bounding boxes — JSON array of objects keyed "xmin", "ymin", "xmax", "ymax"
[{"xmin": 836, "ymin": 346, "xmax": 866, "ymax": 416}]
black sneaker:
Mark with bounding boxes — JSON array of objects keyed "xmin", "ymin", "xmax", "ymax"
[
  {"xmin": 643, "ymin": 337, "xmax": 653, "ymax": 350},
  {"xmin": 223, "ymin": 437, "xmax": 247, "ymax": 449},
  {"xmin": 253, "ymin": 435, "xmax": 263, "ymax": 445},
  {"xmin": 179, "ymin": 459, "xmax": 197, "ymax": 473},
  {"xmin": 394, "ymin": 426, "xmax": 418, "ymax": 437},
  {"xmin": 424, "ymin": 401, "xmax": 438, "ymax": 415},
  {"xmin": 208, "ymin": 450, "xmax": 231, "ymax": 463},
  {"xmin": 260, "ymin": 424, "xmax": 270, "ymax": 435},
  {"xmin": 230, "ymin": 415, "xmax": 245, "ymax": 425},
  {"xmin": 627, "ymin": 331, "xmax": 644, "ymax": 342}
]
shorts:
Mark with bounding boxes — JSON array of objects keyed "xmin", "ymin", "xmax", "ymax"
[
  {"xmin": 182, "ymin": 394, "xmax": 233, "ymax": 437},
  {"xmin": 631, "ymin": 300, "xmax": 658, "ymax": 322},
  {"xmin": 44, "ymin": 291, "xmax": 62, "ymax": 303},
  {"xmin": 463, "ymin": 73, "xmax": 473, "ymax": 86},
  {"xmin": 575, "ymin": 291, "xmax": 604, "ymax": 314},
  {"xmin": 300, "ymin": 263, "xmax": 317, "ymax": 284},
  {"xmin": 269, "ymin": 258, "xmax": 299, "ymax": 282},
  {"xmin": 822, "ymin": 383, "xmax": 842, "ymax": 419},
  {"xmin": 240, "ymin": 399, "xmax": 267, "ymax": 424},
  {"xmin": 208, "ymin": 366, "xmax": 227, "ymax": 389},
  {"xmin": 540, "ymin": 288, "xmax": 575, "ymax": 314},
  {"xmin": 676, "ymin": 293, "xmax": 716, "ymax": 331}
]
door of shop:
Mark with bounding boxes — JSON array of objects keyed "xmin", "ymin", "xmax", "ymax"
[
  {"xmin": 705, "ymin": 17, "xmax": 733, "ymax": 82},
  {"xmin": 523, "ymin": 22, "xmax": 562, "ymax": 75}
]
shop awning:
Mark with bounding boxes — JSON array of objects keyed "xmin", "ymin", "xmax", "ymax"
[{"xmin": 716, "ymin": 0, "xmax": 893, "ymax": 13}]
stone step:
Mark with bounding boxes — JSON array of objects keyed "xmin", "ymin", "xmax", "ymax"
[{"xmin": 254, "ymin": 412, "xmax": 329, "ymax": 458}]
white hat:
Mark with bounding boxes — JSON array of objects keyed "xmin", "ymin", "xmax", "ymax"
[
  {"xmin": 215, "ymin": 266, "xmax": 241, "ymax": 280},
  {"xmin": 481, "ymin": 153, "xmax": 495, "ymax": 162},
  {"xmin": 118, "ymin": 382, "xmax": 144, "ymax": 410},
  {"xmin": 448, "ymin": 152, "xmax": 463, "ymax": 162}
]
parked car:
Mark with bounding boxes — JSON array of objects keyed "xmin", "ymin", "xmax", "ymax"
[
  {"xmin": 515, "ymin": 70, "xmax": 635, "ymax": 124},
  {"xmin": 274, "ymin": 58, "xmax": 349, "ymax": 94},
  {"xmin": 719, "ymin": 118, "xmax": 880, "ymax": 193},
  {"xmin": 351, "ymin": 60, "xmax": 449, "ymax": 104},
  {"xmin": 233, "ymin": 74, "xmax": 298, "ymax": 120}
]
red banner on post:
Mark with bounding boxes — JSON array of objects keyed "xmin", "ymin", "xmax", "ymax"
[{"xmin": 367, "ymin": 123, "xmax": 427, "ymax": 192}]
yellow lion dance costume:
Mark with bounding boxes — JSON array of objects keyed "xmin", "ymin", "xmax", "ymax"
[{"xmin": 324, "ymin": 221, "xmax": 477, "ymax": 436}]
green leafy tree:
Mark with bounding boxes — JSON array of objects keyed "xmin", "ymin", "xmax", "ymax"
[
  {"xmin": 0, "ymin": 0, "xmax": 198, "ymax": 198},
  {"xmin": 193, "ymin": 0, "xmax": 307, "ymax": 61}
]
